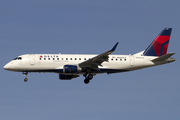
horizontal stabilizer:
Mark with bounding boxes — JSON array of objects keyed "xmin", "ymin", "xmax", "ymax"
[{"xmin": 152, "ymin": 52, "xmax": 175, "ymax": 62}]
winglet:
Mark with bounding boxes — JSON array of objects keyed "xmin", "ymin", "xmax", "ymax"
[{"xmin": 110, "ymin": 42, "xmax": 119, "ymax": 51}]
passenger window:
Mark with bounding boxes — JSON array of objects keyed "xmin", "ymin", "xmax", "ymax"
[
  {"xmin": 79, "ymin": 58, "xmax": 81, "ymax": 60},
  {"xmin": 57, "ymin": 58, "xmax": 59, "ymax": 60},
  {"xmin": 40, "ymin": 58, "xmax": 41, "ymax": 60},
  {"xmin": 48, "ymin": 58, "xmax": 50, "ymax": 60},
  {"xmin": 84, "ymin": 58, "xmax": 86, "ymax": 60},
  {"xmin": 44, "ymin": 58, "xmax": 46, "ymax": 60},
  {"xmin": 124, "ymin": 59, "xmax": 126, "ymax": 61},
  {"xmin": 66, "ymin": 58, "xmax": 68, "ymax": 60},
  {"xmin": 70, "ymin": 58, "xmax": 72, "ymax": 60},
  {"xmin": 53, "ymin": 58, "xmax": 55, "ymax": 60},
  {"xmin": 75, "ymin": 58, "xmax": 77, "ymax": 60}
]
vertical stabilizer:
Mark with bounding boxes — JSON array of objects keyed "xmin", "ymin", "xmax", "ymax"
[{"xmin": 143, "ymin": 28, "xmax": 172, "ymax": 56}]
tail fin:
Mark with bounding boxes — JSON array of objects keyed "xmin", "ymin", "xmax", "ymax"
[{"xmin": 143, "ymin": 28, "xmax": 172, "ymax": 57}]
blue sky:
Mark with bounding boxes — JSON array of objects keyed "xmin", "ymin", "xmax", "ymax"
[{"xmin": 0, "ymin": 0, "xmax": 179, "ymax": 120}]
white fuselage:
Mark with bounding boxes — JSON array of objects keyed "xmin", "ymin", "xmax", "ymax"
[{"xmin": 4, "ymin": 53, "xmax": 169, "ymax": 75}]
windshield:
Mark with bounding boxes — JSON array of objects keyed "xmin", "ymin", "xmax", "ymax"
[{"xmin": 13, "ymin": 57, "xmax": 22, "ymax": 60}]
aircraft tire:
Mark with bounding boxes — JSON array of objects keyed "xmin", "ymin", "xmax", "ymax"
[
  {"xmin": 88, "ymin": 74, "xmax": 93, "ymax": 80},
  {"xmin": 84, "ymin": 78, "xmax": 90, "ymax": 84},
  {"xmin": 24, "ymin": 78, "xmax": 28, "ymax": 82}
]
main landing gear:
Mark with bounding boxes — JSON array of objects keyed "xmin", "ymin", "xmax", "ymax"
[
  {"xmin": 84, "ymin": 74, "xmax": 93, "ymax": 84},
  {"xmin": 23, "ymin": 72, "xmax": 28, "ymax": 82}
]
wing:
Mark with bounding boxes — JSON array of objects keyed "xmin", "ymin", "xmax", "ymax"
[{"xmin": 78, "ymin": 42, "xmax": 119, "ymax": 70}]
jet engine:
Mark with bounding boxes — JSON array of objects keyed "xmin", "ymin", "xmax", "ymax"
[
  {"xmin": 59, "ymin": 74, "xmax": 79, "ymax": 80},
  {"xmin": 63, "ymin": 65, "xmax": 82, "ymax": 73}
]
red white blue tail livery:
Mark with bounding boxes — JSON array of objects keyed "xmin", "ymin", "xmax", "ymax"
[{"xmin": 143, "ymin": 28, "xmax": 172, "ymax": 56}]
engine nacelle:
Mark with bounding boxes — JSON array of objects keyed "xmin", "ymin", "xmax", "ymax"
[
  {"xmin": 63, "ymin": 65, "xmax": 82, "ymax": 73},
  {"xmin": 59, "ymin": 74, "xmax": 79, "ymax": 80}
]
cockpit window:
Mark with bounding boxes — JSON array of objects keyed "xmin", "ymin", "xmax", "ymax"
[{"xmin": 13, "ymin": 57, "xmax": 22, "ymax": 60}]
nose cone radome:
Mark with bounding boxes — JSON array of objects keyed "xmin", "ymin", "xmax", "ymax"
[{"xmin": 3, "ymin": 63, "xmax": 10, "ymax": 70}]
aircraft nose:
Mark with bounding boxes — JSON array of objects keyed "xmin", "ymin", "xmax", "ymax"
[{"xmin": 3, "ymin": 63, "xmax": 10, "ymax": 70}]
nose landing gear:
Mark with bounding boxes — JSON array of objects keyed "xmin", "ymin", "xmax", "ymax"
[{"xmin": 23, "ymin": 72, "xmax": 28, "ymax": 82}]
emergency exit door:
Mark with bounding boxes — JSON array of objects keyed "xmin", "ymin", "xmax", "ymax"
[{"xmin": 129, "ymin": 55, "xmax": 134, "ymax": 66}]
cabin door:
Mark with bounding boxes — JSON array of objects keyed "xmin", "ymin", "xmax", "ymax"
[{"xmin": 29, "ymin": 54, "xmax": 35, "ymax": 65}]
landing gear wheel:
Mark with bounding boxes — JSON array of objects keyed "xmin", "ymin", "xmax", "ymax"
[
  {"xmin": 24, "ymin": 78, "xmax": 28, "ymax": 82},
  {"xmin": 23, "ymin": 72, "xmax": 28, "ymax": 82},
  {"xmin": 84, "ymin": 78, "xmax": 90, "ymax": 84},
  {"xmin": 88, "ymin": 74, "xmax": 93, "ymax": 79}
]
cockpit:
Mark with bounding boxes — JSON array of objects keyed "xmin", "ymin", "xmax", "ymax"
[{"xmin": 13, "ymin": 57, "xmax": 22, "ymax": 60}]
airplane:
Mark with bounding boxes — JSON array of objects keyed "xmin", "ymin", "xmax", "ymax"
[{"xmin": 3, "ymin": 28, "xmax": 175, "ymax": 84}]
